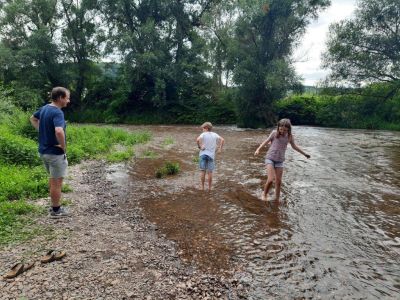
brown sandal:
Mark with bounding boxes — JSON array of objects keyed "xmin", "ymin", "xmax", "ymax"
[
  {"xmin": 3, "ymin": 262, "xmax": 34, "ymax": 279},
  {"xmin": 3, "ymin": 263, "xmax": 23, "ymax": 279},
  {"xmin": 40, "ymin": 250, "xmax": 66, "ymax": 263}
]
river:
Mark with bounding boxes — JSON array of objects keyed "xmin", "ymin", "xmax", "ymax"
[{"xmin": 119, "ymin": 125, "xmax": 400, "ymax": 299}]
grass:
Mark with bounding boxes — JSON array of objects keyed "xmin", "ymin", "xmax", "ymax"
[
  {"xmin": 0, "ymin": 121, "xmax": 151, "ymax": 246},
  {"xmin": 62, "ymin": 184, "xmax": 73, "ymax": 193},
  {"xmin": 106, "ymin": 148, "xmax": 134, "ymax": 162},
  {"xmin": 142, "ymin": 150, "xmax": 157, "ymax": 158},
  {"xmin": 0, "ymin": 200, "xmax": 44, "ymax": 245},
  {"xmin": 162, "ymin": 137, "xmax": 174, "ymax": 146},
  {"xmin": 155, "ymin": 161, "xmax": 180, "ymax": 178}
]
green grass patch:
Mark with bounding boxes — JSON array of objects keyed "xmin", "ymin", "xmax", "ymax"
[
  {"xmin": 62, "ymin": 184, "xmax": 73, "ymax": 193},
  {"xmin": 106, "ymin": 148, "xmax": 134, "ymax": 162},
  {"xmin": 0, "ymin": 121, "xmax": 151, "ymax": 245},
  {"xmin": 61, "ymin": 199, "xmax": 73, "ymax": 206},
  {"xmin": 142, "ymin": 150, "xmax": 157, "ymax": 158},
  {"xmin": 155, "ymin": 161, "xmax": 180, "ymax": 178},
  {"xmin": 162, "ymin": 137, "xmax": 174, "ymax": 146},
  {"xmin": 0, "ymin": 164, "xmax": 48, "ymax": 202},
  {"xmin": 0, "ymin": 200, "xmax": 44, "ymax": 245},
  {"xmin": 67, "ymin": 125, "xmax": 151, "ymax": 164}
]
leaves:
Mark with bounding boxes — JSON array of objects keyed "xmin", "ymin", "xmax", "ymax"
[{"xmin": 324, "ymin": 0, "xmax": 400, "ymax": 85}]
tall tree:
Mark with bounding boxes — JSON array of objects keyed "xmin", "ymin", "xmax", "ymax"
[
  {"xmin": 231, "ymin": 0, "xmax": 330, "ymax": 128},
  {"xmin": 60, "ymin": 0, "xmax": 102, "ymax": 108},
  {"xmin": 323, "ymin": 0, "xmax": 400, "ymax": 86},
  {"xmin": 0, "ymin": 0, "xmax": 62, "ymax": 91}
]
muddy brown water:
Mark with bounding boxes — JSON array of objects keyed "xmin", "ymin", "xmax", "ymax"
[{"xmin": 112, "ymin": 125, "xmax": 400, "ymax": 299}]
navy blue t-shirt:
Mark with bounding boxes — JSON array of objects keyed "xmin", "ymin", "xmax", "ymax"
[{"xmin": 33, "ymin": 104, "xmax": 66, "ymax": 155}]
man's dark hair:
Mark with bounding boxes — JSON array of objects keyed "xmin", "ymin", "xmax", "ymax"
[{"xmin": 51, "ymin": 87, "xmax": 69, "ymax": 101}]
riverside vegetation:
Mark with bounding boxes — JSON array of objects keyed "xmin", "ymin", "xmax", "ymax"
[{"xmin": 0, "ymin": 97, "xmax": 151, "ymax": 245}]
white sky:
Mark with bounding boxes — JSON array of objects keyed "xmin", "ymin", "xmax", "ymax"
[{"xmin": 293, "ymin": 0, "xmax": 357, "ymax": 86}]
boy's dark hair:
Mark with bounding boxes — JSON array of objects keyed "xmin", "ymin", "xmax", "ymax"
[{"xmin": 51, "ymin": 87, "xmax": 69, "ymax": 101}]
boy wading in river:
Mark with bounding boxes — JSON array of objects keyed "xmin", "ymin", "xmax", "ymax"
[
  {"xmin": 254, "ymin": 118, "xmax": 310, "ymax": 201},
  {"xmin": 196, "ymin": 122, "xmax": 225, "ymax": 191}
]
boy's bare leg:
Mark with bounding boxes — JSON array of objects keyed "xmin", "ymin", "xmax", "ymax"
[
  {"xmin": 263, "ymin": 165, "xmax": 275, "ymax": 201},
  {"xmin": 274, "ymin": 167, "xmax": 284, "ymax": 201},
  {"xmin": 49, "ymin": 177, "xmax": 63, "ymax": 207},
  {"xmin": 207, "ymin": 171, "xmax": 213, "ymax": 191},
  {"xmin": 200, "ymin": 171, "xmax": 206, "ymax": 191}
]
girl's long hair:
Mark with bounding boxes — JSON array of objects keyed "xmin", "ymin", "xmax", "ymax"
[{"xmin": 276, "ymin": 118, "xmax": 292, "ymax": 138}]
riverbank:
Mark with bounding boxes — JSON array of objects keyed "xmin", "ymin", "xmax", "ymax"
[{"xmin": 0, "ymin": 159, "xmax": 248, "ymax": 299}]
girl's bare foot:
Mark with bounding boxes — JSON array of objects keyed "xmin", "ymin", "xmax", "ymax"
[{"xmin": 261, "ymin": 193, "xmax": 267, "ymax": 201}]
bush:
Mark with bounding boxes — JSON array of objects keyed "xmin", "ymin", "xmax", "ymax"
[
  {"xmin": 0, "ymin": 164, "xmax": 48, "ymax": 202},
  {"xmin": 275, "ymin": 95, "xmax": 318, "ymax": 125},
  {"xmin": 0, "ymin": 126, "xmax": 41, "ymax": 166},
  {"xmin": 155, "ymin": 161, "xmax": 180, "ymax": 178}
]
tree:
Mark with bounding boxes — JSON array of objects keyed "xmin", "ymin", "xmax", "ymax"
[
  {"xmin": 98, "ymin": 0, "xmax": 219, "ymax": 116},
  {"xmin": 323, "ymin": 0, "xmax": 400, "ymax": 85},
  {"xmin": 0, "ymin": 0, "xmax": 63, "ymax": 93},
  {"xmin": 60, "ymin": 0, "xmax": 102, "ymax": 108},
  {"xmin": 231, "ymin": 0, "xmax": 330, "ymax": 128}
]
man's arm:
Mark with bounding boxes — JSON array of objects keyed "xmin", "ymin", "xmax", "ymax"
[
  {"xmin": 55, "ymin": 127, "xmax": 66, "ymax": 152},
  {"xmin": 30, "ymin": 115, "xmax": 39, "ymax": 130}
]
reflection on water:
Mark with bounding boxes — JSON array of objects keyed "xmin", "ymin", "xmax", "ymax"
[{"xmin": 125, "ymin": 125, "xmax": 400, "ymax": 299}]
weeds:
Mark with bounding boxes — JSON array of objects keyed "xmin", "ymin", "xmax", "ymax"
[{"xmin": 155, "ymin": 161, "xmax": 180, "ymax": 178}]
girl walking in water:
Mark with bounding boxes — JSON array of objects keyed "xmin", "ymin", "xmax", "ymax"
[{"xmin": 254, "ymin": 119, "xmax": 310, "ymax": 201}]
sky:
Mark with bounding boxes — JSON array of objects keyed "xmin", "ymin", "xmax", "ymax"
[{"xmin": 293, "ymin": 0, "xmax": 357, "ymax": 86}]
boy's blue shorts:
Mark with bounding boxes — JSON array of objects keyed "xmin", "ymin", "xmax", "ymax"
[{"xmin": 199, "ymin": 154, "xmax": 215, "ymax": 172}]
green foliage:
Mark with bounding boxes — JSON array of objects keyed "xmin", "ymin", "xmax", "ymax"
[
  {"xmin": 162, "ymin": 137, "xmax": 174, "ymax": 146},
  {"xmin": 276, "ymin": 82, "xmax": 400, "ymax": 130},
  {"xmin": 155, "ymin": 161, "xmax": 180, "ymax": 178},
  {"xmin": 231, "ymin": 0, "xmax": 330, "ymax": 128},
  {"xmin": 0, "ymin": 164, "xmax": 48, "ymax": 202},
  {"xmin": 66, "ymin": 125, "xmax": 151, "ymax": 164},
  {"xmin": 0, "ymin": 126, "xmax": 41, "ymax": 166},
  {"xmin": 106, "ymin": 149, "xmax": 134, "ymax": 162},
  {"xmin": 62, "ymin": 184, "xmax": 73, "ymax": 193},
  {"xmin": 275, "ymin": 95, "xmax": 318, "ymax": 125},
  {"xmin": 323, "ymin": 0, "xmax": 400, "ymax": 85},
  {"xmin": 142, "ymin": 150, "xmax": 157, "ymax": 158},
  {"xmin": 0, "ymin": 200, "xmax": 44, "ymax": 245}
]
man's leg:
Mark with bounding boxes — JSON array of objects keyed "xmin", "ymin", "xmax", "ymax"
[{"xmin": 49, "ymin": 177, "xmax": 63, "ymax": 208}]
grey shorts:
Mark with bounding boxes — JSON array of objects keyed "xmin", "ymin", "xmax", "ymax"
[
  {"xmin": 265, "ymin": 158, "xmax": 284, "ymax": 168},
  {"xmin": 40, "ymin": 154, "xmax": 68, "ymax": 178}
]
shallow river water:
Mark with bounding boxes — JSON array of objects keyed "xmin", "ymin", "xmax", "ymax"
[{"xmin": 122, "ymin": 125, "xmax": 400, "ymax": 299}]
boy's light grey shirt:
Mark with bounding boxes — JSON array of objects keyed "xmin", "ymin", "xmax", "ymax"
[{"xmin": 198, "ymin": 132, "xmax": 221, "ymax": 159}]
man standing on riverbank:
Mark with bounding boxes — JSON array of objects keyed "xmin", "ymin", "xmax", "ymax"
[
  {"xmin": 196, "ymin": 122, "xmax": 224, "ymax": 191},
  {"xmin": 30, "ymin": 87, "xmax": 70, "ymax": 218}
]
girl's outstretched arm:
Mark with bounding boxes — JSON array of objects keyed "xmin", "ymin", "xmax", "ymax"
[
  {"xmin": 254, "ymin": 131, "xmax": 274, "ymax": 155},
  {"xmin": 290, "ymin": 136, "xmax": 310, "ymax": 158}
]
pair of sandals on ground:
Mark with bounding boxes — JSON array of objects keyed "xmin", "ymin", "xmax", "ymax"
[{"xmin": 3, "ymin": 250, "xmax": 66, "ymax": 279}]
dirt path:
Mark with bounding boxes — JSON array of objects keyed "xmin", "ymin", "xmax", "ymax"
[{"xmin": 0, "ymin": 126, "xmax": 248, "ymax": 299}]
